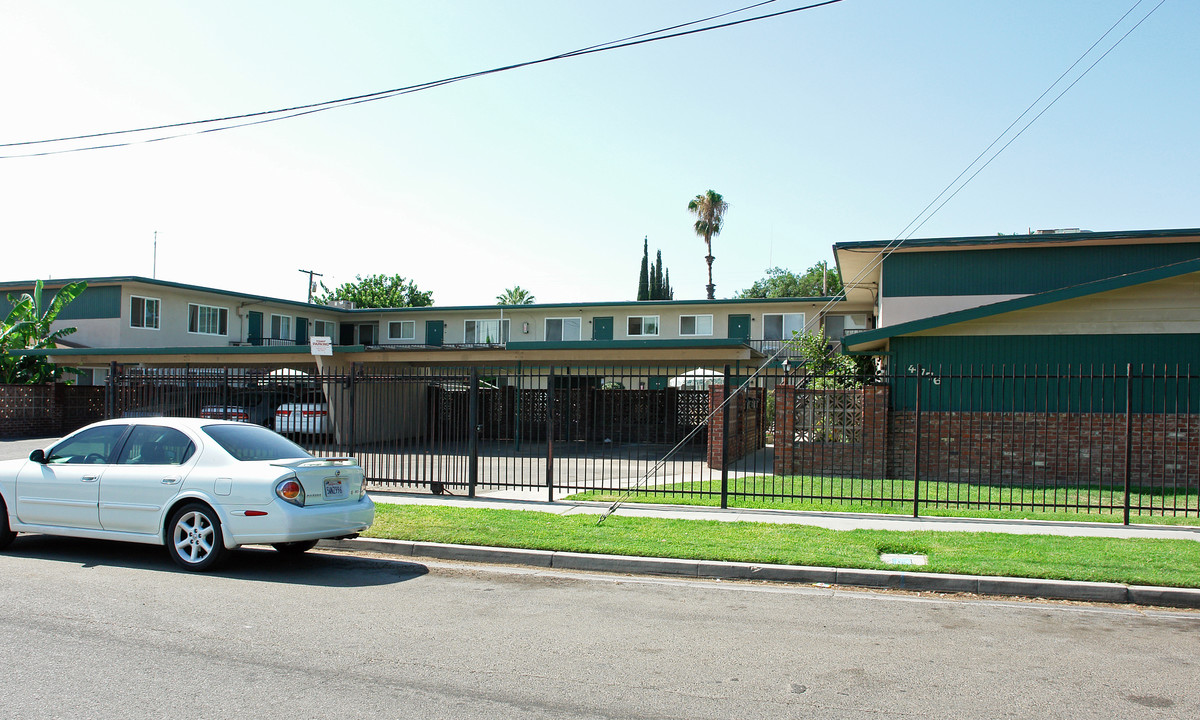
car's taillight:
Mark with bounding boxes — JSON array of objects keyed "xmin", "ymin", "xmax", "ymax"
[
  {"xmin": 302, "ymin": 410, "xmax": 326, "ymax": 417},
  {"xmin": 275, "ymin": 409, "xmax": 291, "ymax": 417},
  {"xmin": 276, "ymin": 477, "xmax": 305, "ymax": 507}
]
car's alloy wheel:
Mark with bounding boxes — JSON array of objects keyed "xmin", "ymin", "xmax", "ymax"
[
  {"xmin": 167, "ymin": 504, "xmax": 226, "ymax": 571},
  {"xmin": 272, "ymin": 539, "xmax": 319, "ymax": 555}
]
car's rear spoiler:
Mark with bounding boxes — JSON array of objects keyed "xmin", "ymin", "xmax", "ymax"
[{"xmin": 270, "ymin": 457, "xmax": 359, "ymax": 469}]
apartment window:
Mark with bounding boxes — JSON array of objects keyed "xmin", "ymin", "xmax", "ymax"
[
  {"xmin": 312, "ymin": 320, "xmax": 334, "ymax": 338},
  {"xmin": 270, "ymin": 314, "xmax": 292, "ymax": 341},
  {"xmin": 388, "ymin": 320, "xmax": 416, "ymax": 340},
  {"xmin": 188, "ymin": 304, "xmax": 228, "ymax": 336},
  {"xmin": 545, "ymin": 318, "xmax": 581, "ymax": 342},
  {"xmin": 465, "ymin": 319, "xmax": 509, "ymax": 344},
  {"xmin": 763, "ymin": 313, "xmax": 805, "ymax": 341},
  {"xmin": 129, "ymin": 296, "xmax": 160, "ymax": 330},
  {"xmin": 358, "ymin": 324, "xmax": 377, "ymax": 345},
  {"xmin": 626, "ymin": 315, "xmax": 659, "ymax": 337},
  {"xmin": 679, "ymin": 314, "xmax": 713, "ymax": 337}
]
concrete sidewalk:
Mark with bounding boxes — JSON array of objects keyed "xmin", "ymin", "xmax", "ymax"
[{"xmin": 342, "ymin": 488, "xmax": 1200, "ymax": 610}]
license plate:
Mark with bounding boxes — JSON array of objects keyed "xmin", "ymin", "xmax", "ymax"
[{"xmin": 324, "ymin": 478, "xmax": 345, "ymax": 499}]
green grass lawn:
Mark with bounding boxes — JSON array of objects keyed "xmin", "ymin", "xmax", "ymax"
[
  {"xmin": 567, "ymin": 476, "xmax": 1200, "ymax": 527},
  {"xmin": 365, "ymin": 504, "xmax": 1200, "ymax": 589}
]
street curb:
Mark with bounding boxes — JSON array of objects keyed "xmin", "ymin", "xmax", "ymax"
[{"xmin": 318, "ymin": 538, "xmax": 1200, "ymax": 610}]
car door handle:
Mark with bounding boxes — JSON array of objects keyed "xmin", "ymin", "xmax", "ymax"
[
  {"xmin": 82, "ymin": 476, "xmax": 99, "ymax": 482},
  {"xmin": 161, "ymin": 476, "xmax": 181, "ymax": 485}
]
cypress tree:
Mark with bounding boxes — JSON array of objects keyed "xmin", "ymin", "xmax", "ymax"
[
  {"xmin": 652, "ymin": 250, "xmax": 665, "ymax": 300},
  {"xmin": 637, "ymin": 238, "xmax": 650, "ymax": 301}
]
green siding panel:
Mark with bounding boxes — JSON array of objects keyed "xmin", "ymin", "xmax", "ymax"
[
  {"xmin": 890, "ymin": 334, "xmax": 1200, "ymax": 372},
  {"xmin": 0, "ymin": 284, "xmax": 120, "ymax": 320},
  {"xmin": 888, "ymin": 334, "xmax": 1200, "ymax": 412},
  {"xmin": 882, "ymin": 243, "xmax": 1200, "ymax": 297}
]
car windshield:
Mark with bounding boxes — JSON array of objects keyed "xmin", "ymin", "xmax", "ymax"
[{"xmin": 201, "ymin": 423, "xmax": 313, "ymax": 462}]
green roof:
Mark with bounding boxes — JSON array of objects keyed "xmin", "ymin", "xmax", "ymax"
[{"xmin": 834, "ymin": 227, "xmax": 1200, "ymax": 253}]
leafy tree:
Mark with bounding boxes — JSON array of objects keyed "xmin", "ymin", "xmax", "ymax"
[
  {"xmin": 778, "ymin": 330, "xmax": 874, "ymax": 388},
  {"xmin": 496, "ymin": 286, "xmax": 536, "ymax": 305},
  {"xmin": 687, "ymin": 189, "xmax": 729, "ymax": 299},
  {"xmin": 313, "ymin": 274, "xmax": 432, "ymax": 309},
  {"xmin": 1, "ymin": 279, "xmax": 87, "ymax": 384},
  {"xmin": 736, "ymin": 262, "xmax": 843, "ymax": 299}
]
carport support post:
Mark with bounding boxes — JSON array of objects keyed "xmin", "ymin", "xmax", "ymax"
[
  {"xmin": 721, "ymin": 364, "xmax": 731, "ymax": 509},
  {"xmin": 468, "ymin": 367, "xmax": 479, "ymax": 498},
  {"xmin": 546, "ymin": 365, "xmax": 555, "ymax": 501}
]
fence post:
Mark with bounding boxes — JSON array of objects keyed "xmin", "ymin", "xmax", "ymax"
[
  {"xmin": 913, "ymin": 366, "xmax": 922, "ymax": 518},
  {"xmin": 184, "ymin": 364, "xmax": 193, "ymax": 416},
  {"xmin": 721, "ymin": 363, "xmax": 731, "ymax": 509},
  {"xmin": 1123, "ymin": 363, "xmax": 1133, "ymax": 525},
  {"xmin": 468, "ymin": 367, "xmax": 479, "ymax": 498},
  {"xmin": 546, "ymin": 365, "xmax": 555, "ymax": 501},
  {"xmin": 348, "ymin": 362, "xmax": 358, "ymax": 458},
  {"xmin": 105, "ymin": 361, "xmax": 118, "ymax": 419}
]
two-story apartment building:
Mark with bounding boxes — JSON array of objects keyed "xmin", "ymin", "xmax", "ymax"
[{"xmin": 2, "ymin": 276, "xmax": 873, "ymax": 378}]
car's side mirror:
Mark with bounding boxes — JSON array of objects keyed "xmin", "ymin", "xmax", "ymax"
[{"xmin": 29, "ymin": 448, "xmax": 47, "ymax": 464}]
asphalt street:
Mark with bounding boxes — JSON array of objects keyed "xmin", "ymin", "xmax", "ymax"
[{"xmin": 2, "ymin": 538, "xmax": 1199, "ymax": 719}]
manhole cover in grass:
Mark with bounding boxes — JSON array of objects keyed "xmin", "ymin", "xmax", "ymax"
[{"xmin": 880, "ymin": 553, "xmax": 928, "ymax": 566}]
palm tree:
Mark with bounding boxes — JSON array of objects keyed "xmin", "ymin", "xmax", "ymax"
[
  {"xmin": 687, "ymin": 190, "xmax": 729, "ymax": 299},
  {"xmin": 496, "ymin": 286, "xmax": 536, "ymax": 305}
]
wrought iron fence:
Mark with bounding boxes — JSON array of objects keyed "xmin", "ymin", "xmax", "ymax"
[{"xmin": 103, "ymin": 362, "xmax": 1198, "ymax": 521}]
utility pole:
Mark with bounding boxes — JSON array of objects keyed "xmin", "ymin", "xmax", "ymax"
[
  {"xmin": 153, "ymin": 231, "xmax": 158, "ymax": 278},
  {"xmin": 298, "ymin": 268, "xmax": 323, "ymax": 304}
]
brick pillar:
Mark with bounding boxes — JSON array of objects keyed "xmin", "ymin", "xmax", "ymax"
[
  {"xmin": 707, "ymin": 385, "xmax": 726, "ymax": 469},
  {"xmin": 774, "ymin": 385, "xmax": 796, "ymax": 475},
  {"xmin": 862, "ymin": 385, "xmax": 889, "ymax": 478}
]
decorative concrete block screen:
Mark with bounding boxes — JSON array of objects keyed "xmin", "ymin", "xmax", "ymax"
[{"xmin": 0, "ymin": 384, "xmax": 105, "ymax": 438}]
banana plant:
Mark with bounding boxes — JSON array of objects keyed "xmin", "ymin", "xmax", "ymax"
[{"xmin": 1, "ymin": 279, "xmax": 87, "ymax": 384}]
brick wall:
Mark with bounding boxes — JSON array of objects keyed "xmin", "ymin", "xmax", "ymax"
[
  {"xmin": 707, "ymin": 385, "xmax": 767, "ymax": 469},
  {"xmin": 0, "ymin": 384, "xmax": 106, "ymax": 438},
  {"xmin": 887, "ymin": 410, "xmax": 1200, "ymax": 486},
  {"xmin": 771, "ymin": 384, "xmax": 1199, "ymax": 487}
]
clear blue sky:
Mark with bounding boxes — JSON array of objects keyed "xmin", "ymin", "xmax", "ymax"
[{"xmin": 3, "ymin": 1, "xmax": 1196, "ymax": 305}]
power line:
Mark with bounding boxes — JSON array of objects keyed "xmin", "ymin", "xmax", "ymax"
[
  {"xmin": 1, "ymin": 1, "xmax": 843, "ymax": 159},
  {"xmin": 595, "ymin": 0, "xmax": 1167, "ymax": 524}
]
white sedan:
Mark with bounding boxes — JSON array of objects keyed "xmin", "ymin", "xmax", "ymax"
[{"xmin": 0, "ymin": 417, "xmax": 374, "ymax": 571}]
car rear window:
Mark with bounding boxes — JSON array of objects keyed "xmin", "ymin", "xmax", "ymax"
[{"xmin": 201, "ymin": 423, "xmax": 313, "ymax": 462}]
